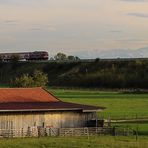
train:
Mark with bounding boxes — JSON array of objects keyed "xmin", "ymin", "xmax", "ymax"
[{"xmin": 0, "ymin": 51, "xmax": 49, "ymax": 61}]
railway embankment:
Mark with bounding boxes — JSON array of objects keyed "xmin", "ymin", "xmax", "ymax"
[{"xmin": 0, "ymin": 59, "xmax": 148, "ymax": 89}]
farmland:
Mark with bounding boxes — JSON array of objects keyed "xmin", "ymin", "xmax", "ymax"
[
  {"xmin": 49, "ymin": 88, "xmax": 148, "ymax": 136},
  {"xmin": 49, "ymin": 88, "xmax": 148, "ymax": 119}
]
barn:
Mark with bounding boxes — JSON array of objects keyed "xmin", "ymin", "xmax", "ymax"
[{"xmin": 0, "ymin": 87, "xmax": 105, "ymax": 136}]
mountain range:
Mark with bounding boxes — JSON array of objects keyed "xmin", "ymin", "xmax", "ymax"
[{"xmin": 77, "ymin": 47, "xmax": 148, "ymax": 59}]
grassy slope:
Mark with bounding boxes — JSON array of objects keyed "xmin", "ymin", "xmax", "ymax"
[{"xmin": 0, "ymin": 136, "xmax": 147, "ymax": 148}]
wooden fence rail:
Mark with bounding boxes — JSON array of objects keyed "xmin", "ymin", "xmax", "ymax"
[
  {"xmin": 0, "ymin": 126, "xmax": 135, "ymax": 138},
  {"xmin": 59, "ymin": 127, "xmax": 112, "ymax": 136}
]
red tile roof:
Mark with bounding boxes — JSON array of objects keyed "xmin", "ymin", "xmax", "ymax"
[
  {"xmin": 0, "ymin": 87, "xmax": 105, "ymax": 112},
  {"xmin": 0, "ymin": 87, "xmax": 59, "ymax": 103}
]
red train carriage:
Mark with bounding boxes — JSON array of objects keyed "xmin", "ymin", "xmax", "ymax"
[
  {"xmin": 0, "ymin": 51, "xmax": 49, "ymax": 61},
  {"xmin": 28, "ymin": 51, "xmax": 48, "ymax": 60}
]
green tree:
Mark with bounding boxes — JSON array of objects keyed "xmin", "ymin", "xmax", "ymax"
[
  {"xmin": 54, "ymin": 52, "xmax": 67, "ymax": 61},
  {"xmin": 33, "ymin": 70, "xmax": 48, "ymax": 87},
  {"xmin": 67, "ymin": 55, "xmax": 80, "ymax": 61},
  {"xmin": 13, "ymin": 74, "xmax": 34, "ymax": 88},
  {"xmin": 75, "ymin": 56, "xmax": 80, "ymax": 60},
  {"xmin": 12, "ymin": 70, "xmax": 48, "ymax": 87},
  {"xmin": 67, "ymin": 55, "xmax": 75, "ymax": 61}
]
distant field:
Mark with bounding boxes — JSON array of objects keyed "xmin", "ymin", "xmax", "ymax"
[
  {"xmin": 49, "ymin": 88, "xmax": 148, "ymax": 119},
  {"xmin": 0, "ymin": 136, "xmax": 147, "ymax": 148},
  {"xmin": 48, "ymin": 88, "xmax": 148, "ymax": 135}
]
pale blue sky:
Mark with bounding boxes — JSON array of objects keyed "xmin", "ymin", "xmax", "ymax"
[{"xmin": 0, "ymin": 0, "xmax": 148, "ymax": 57}]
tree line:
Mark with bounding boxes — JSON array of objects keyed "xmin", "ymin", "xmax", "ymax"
[
  {"xmin": 0, "ymin": 58, "xmax": 148, "ymax": 89},
  {"xmin": 50, "ymin": 52, "xmax": 80, "ymax": 61}
]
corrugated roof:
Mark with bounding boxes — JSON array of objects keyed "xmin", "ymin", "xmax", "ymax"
[{"xmin": 0, "ymin": 87, "xmax": 59, "ymax": 103}]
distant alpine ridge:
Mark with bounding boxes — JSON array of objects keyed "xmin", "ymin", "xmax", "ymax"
[{"xmin": 78, "ymin": 47, "xmax": 148, "ymax": 59}]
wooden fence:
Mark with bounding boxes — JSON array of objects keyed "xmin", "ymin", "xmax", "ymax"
[
  {"xmin": 0, "ymin": 126, "xmax": 135, "ymax": 138},
  {"xmin": 0, "ymin": 127, "xmax": 113, "ymax": 138},
  {"xmin": 59, "ymin": 127, "xmax": 112, "ymax": 137}
]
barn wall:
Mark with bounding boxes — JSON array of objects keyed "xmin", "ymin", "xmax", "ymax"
[{"xmin": 0, "ymin": 111, "xmax": 96, "ymax": 130}]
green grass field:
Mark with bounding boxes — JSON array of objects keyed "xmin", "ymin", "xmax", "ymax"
[
  {"xmin": 0, "ymin": 136, "xmax": 147, "ymax": 148},
  {"xmin": 49, "ymin": 88, "xmax": 148, "ymax": 119},
  {"xmin": 48, "ymin": 88, "xmax": 148, "ymax": 136}
]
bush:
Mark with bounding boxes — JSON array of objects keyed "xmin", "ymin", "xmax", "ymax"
[{"xmin": 12, "ymin": 70, "xmax": 48, "ymax": 87}]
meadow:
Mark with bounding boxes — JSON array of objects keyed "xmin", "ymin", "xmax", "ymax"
[
  {"xmin": 48, "ymin": 88, "xmax": 148, "ymax": 136},
  {"xmin": 0, "ymin": 136, "xmax": 147, "ymax": 148},
  {"xmin": 49, "ymin": 88, "xmax": 148, "ymax": 119}
]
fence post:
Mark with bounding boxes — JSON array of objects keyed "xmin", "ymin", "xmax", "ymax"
[
  {"xmin": 95, "ymin": 112, "xmax": 98, "ymax": 134},
  {"xmin": 21, "ymin": 128, "xmax": 23, "ymax": 137},
  {"xmin": 113, "ymin": 126, "xmax": 116, "ymax": 136},
  {"xmin": 58, "ymin": 128, "xmax": 61, "ymax": 136},
  {"xmin": 136, "ymin": 126, "xmax": 138, "ymax": 141},
  {"xmin": 27, "ymin": 126, "xmax": 31, "ymax": 137},
  {"xmin": 87, "ymin": 128, "xmax": 89, "ymax": 140}
]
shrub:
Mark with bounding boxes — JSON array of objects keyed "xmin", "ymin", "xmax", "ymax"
[{"xmin": 12, "ymin": 70, "xmax": 48, "ymax": 87}]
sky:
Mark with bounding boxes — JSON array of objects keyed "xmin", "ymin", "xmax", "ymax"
[{"xmin": 0, "ymin": 0, "xmax": 148, "ymax": 58}]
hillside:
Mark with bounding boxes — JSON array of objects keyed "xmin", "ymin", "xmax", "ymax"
[{"xmin": 1, "ymin": 59, "xmax": 148, "ymax": 88}]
